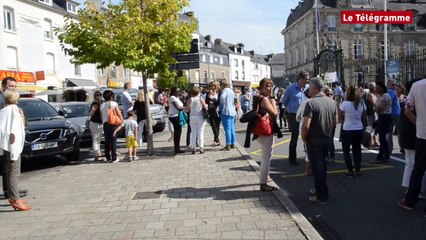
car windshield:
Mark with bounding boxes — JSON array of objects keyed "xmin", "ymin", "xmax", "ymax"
[
  {"xmin": 62, "ymin": 104, "xmax": 90, "ymax": 118},
  {"xmin": 19, "ymin": 100, "xmax": 60, "ymax": 120}
]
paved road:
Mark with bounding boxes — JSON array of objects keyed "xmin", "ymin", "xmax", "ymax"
[{"xmin": 235, "ymin": 121, "xmax": 425, "ymax": 240}]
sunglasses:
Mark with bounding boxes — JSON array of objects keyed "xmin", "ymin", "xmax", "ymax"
[{"xmin": 95, "ymin": 94, "xmax": 102, "ymax": 96}]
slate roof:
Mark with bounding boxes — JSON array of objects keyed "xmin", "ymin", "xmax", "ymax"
[
  {"xmin": 268, "ymin": 53, "xmax": 285, "ymax": 65},
  {"xmin": 371, "ymin": 0, "xmax": 426, "ymax": 14},
  {"xmin": 286, "ymin": 0, "xmax": 337, "ymax": 28}
]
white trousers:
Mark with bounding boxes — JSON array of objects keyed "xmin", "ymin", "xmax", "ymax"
[
  {"xmin": 402, "ymin": 149, "xmax": 426, "ymax": 191},
  {"xmin": 137, "ymin": 120, "xmax": 146, "ymax": 147},
  {"xmin": 190, "ymin": 117, "xmax": 206, "ymax": 149},
  {"xmin": 89, "ymin": 121, "xmax": 103, "ymax": 157},
  {"xmin": 257, "ymin": 135, "xmax": 275, "ymax": 184}
]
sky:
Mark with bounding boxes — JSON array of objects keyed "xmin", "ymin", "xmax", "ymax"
[{"xmin": 76, "ymin": 0, "xmax": 299, "ymax": 54}]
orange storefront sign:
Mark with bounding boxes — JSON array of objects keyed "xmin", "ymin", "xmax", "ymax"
[
  {"xmin": 36, "ymin": 71, "xmax": 45, "ymax": 81},
  {"xmin": 0, "ymin": 70, "xmax": 35, "ymax": 83}
]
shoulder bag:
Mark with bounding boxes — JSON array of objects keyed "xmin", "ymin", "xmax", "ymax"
[
  {"xmin": 107, "ymin": 102, "xmax": 123, "ymax": 126},
  {"xmin": 253, "ymin": 97, "xmax": 274, "ymax": 136}
]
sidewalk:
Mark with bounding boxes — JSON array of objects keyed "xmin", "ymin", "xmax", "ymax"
[{"xmin": 0, "ymin": 127, "xmax": 321, "ymax": 240}]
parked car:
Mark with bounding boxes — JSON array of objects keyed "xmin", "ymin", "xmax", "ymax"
[
  {"xmin": 18, "ymin": 98, "xmax": 80, "ymax": 162},
  {"xmin": 111, "ymin": 88, "xmax": 166, "ymax": 132},
  {"xmin": 50, "ymin": 102, "xmax": 92, "ymax": 142}
]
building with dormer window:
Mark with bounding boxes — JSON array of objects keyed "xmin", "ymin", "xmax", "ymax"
[{"xmin": 0, "ymin": 0, "xmax": 97, "ymax": 91}]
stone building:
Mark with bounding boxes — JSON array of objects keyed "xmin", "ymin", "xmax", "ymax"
[
  {"xmin": 267, "ymin": 53, "xmax": 286, "ymax": 87},
  {"xmin": 282, "ymin": 0, "xmax": 426, "ymax": 86}
]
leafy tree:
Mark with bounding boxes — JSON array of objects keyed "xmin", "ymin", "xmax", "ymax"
[
  {"xmin": 55, "ymin": 0, "xmax": 197, "ymax": 155},
  {"xmin": 157, "ymin": 71, "xmax": 189, "ymax": 91}
]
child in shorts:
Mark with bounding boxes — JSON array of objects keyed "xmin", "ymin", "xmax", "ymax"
[{"xmin": 114, "ymin": 110, "xmax": 139, "ymax": 161}]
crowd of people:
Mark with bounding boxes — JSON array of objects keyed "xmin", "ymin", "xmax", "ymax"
[{"xmin": 2, "ymin": 72, "xmax": 426, "ymax": 213}]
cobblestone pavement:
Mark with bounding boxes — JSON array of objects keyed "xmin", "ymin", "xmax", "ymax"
[{"xmin": 0, "ymin": 127, "xmax": 321, "ymax": 240}]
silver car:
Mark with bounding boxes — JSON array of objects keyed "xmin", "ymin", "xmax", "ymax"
[{"xmin": 50, "ymin": 102, "xmax": 92, "ymax": 142}]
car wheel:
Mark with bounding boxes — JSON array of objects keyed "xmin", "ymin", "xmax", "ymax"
[
  {"xmin": 153, "ymin": 122, "xmax": 166, "ymax": 133},
  {"xmin": 66, "ymin": 142, "xmax": 80, "ymax": 162}
]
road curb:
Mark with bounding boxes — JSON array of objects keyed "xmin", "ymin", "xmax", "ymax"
[{"xmin": 233, "ymin": 137, "xmax": 324, "ymax": 240}]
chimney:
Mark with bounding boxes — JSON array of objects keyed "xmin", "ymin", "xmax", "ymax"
[
  {"xmin": 85, "ymin": 0, "xmax": 103, "ymax": 11},
  {"xmin": 185, "ymin": 11, "xmax": 194, "ymax": 17},
  {"xmin": 237, "ymin": 43, "xmax": 245, "ymax": 54},
  {"xmin": 249, "ymin": 50, "xmax": 255, "ymax": 56},
  {"xmin": 214, "ymin": 38, "xmax": 223, "ymax": 45}
]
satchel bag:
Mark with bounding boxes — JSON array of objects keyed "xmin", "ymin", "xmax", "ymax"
[
  {"xmin": 107, "ymin": 102, "xmax": 122, "ymax": 126},
  {"xmin": 179, "ymin": 111, "xmax": 188, "ymax": 126},
  {"xmin": 361, "ymin": 131, "xmax": 372, "ymax": 148},
  {"xmin": 253, "ymin": 97, "xmax": 274, "ymax": 136},
  {"xmin": 85, "ymin": 117, "xmax": 90, "ymax": 129},
  {"xmin": 202, "ymin": 108, "xmax": 210, "ymax": 119}
]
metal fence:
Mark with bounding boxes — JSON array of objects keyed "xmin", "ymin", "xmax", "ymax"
[{"xmin": 377, "ymin": 49, "xmax": 426, "ymax": 85}]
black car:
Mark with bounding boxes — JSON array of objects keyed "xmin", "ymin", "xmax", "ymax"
[{"xmin": 18, "ymin": 98, "xmax": 80, "ymax": 162}]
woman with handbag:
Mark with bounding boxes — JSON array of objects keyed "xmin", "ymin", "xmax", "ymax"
[
  {"xmin": 255, "ymin": 78, "xmax": 280, "ymax": 191},
  {"xmin": 339, "ymin": 86, "xmax": 366, "ymax": 177},
  {"xmin": 186, "ymin": 87, "xmax": 208, "ymax": 154},
  {"xmin": 168, "ymin": 87, "xmax": 185, "ymax": 155},
  {"xmin": 205, "ymin": 81, "xmax": 221, "ymax": 147},
  {"xmin": 373, "ymin": 81, "xmax": 393, "ymax": 163},
  {"xmin": 88, "ymin": 90, "xmax": 104, "ymax": 161},
  {"xmin": 100, "ymin": 90, "xmax": 123, "ymax": 163}
]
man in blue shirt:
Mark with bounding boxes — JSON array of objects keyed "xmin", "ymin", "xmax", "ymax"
[
  {"xmin": 219, "ymin": 82, "xmax": 236, "ymax": 151},
  {"xmin": 282, "ymin": 71, "xmax": 310, "ymax": 165},
  {"xmin": 386, "ymin": 79, "xmax": 401, "ymax": 154},
  {"xmin": 333, "ymin": 82, "xmax": 343, "ymax": 105}
]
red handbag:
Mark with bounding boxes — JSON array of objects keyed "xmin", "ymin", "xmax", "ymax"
[{"xmin": 253, "ymin": 97, "xmax": 274, "ymax": 136}]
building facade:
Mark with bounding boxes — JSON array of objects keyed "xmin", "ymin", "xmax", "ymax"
[
  {"xmin": 1, "ymin": 0, "xmax": 97, "ymax": 90},
  {"xmin": 282, "ymin": 0, "xmax": 426, "ymax": 86},
  {"xmin": 268, "ymin": 53, "xmax": 286, "ymax": 87}
]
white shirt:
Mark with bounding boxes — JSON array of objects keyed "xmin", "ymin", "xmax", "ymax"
[
  {"xmin": 100, "ymin": 101, "xmax": 119, "ymax": 124},
  {"xmin": 340, "ymin": 101, "xmax": 365, "ymax": 131},
  {"xmin": 407, "ymin": 79, "xmax": 426, "ymax": 139},
  {"xmin": 189, "ymin": 96, "xmax": 204, "ymax": 119},
  {"xmin": 121, "ymin": 91, "xmax": 133, "ymax": 116},
  {"xmin": 168, "ymin": 95, "xmax": 183, "ymax": 117}
]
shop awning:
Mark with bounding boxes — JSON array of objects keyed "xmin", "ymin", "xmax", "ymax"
[
  {"xmin": 66, "ymin": 78, "xmax": 99, "ymax": 88},
  {"xmin": 232, "ymin": 80, "xmax": 251, "ymax": 87},
  {"xmin": 16, "ymin": 85, "xmax": 47, "ymax": 92},
  {"xmin": 250, "ymin": 83, "xmax": 259, "ymax": 88}
]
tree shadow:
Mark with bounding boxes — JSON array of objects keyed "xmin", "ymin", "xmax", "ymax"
[
  {"xmin": 229, "ymin": 166, "xmax": 256, "ymax": 172},
  {"xmin": 159, "ymin": 183, "xmax": 280, "ymax": 202},
  {"xmin": 216, "ymin": 156, "xmax": 246, "ymax": 162}
]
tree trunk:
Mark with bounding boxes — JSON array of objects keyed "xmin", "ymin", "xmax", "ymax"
[{"xmin": 142, "ymin": 72, "xmax": 154, "ymax": 156}]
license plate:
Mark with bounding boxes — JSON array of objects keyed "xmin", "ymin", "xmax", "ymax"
[{"xmin": 31, "ymin": 142, "xmax": 58, "ymax": 151}]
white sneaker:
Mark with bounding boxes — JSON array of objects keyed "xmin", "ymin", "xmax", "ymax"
[
  {"xmin": 112, "ymin": 159, "xmax": 120, "ymax": 163},
  {"xmin": 133, "ymin": 156, "xmax": 139, "ymax": 161}
]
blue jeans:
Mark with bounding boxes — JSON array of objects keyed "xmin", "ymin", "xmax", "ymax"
[
  {"xmin": 307, "ymin": 141, "xmax": 330, "ymax": 201},
  {"xmin": 241, "ymin": 105, "xmax": 249, "ymax": 114},
  {"xmin": 221, "ymin": 115, "xmax": 236, "ymax": 146}
]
